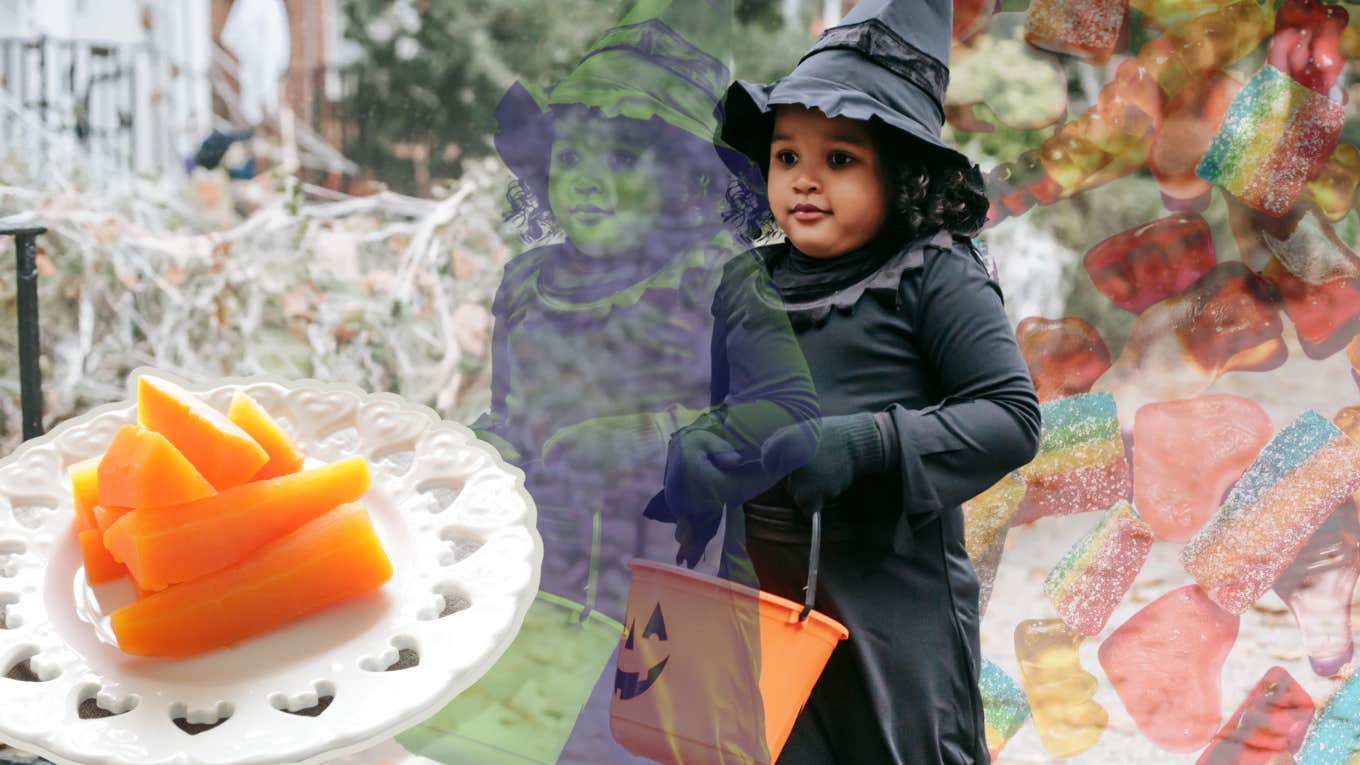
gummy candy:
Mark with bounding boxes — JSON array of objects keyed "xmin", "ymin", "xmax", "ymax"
[
  {"xmin": 1083, "ymin": 213, "xmax": 1218, "ymax": 314},
  {"xmin": 1150, "ymin": 71, "xmax": 1243, "ymax": 209},
  {"xmin": 1092, "ymin": 262, "xmax": 1286, "ymax": 418},
  {"xmin": 1097, "ymin": 584, "xmax": 1240, "ymax": 752},
  {"xmin": 1044, "ymin": 501, "xmax": 1153, "ymax": 636},
  {"xmin": 980, "ymin": 657, "xmax": 1031, "ymax": 760},
  {"xmin": 1130, "ymin": 0, "xmax": 1240, "ymax": 33},
  {"xmin": 1271, "ymin": 502, "xmax": 1360, "ymax": 677},
  {"xmin": 1197, "ymin": 666, "xmax": 1315, "ymax": 765},
  {"xmin": 963, "ymin": 471, "xmax": 1026, "ymax": 615},
  {"xmin": 1230, "ymin": 201, "xmax": 1360, "ymax": 283},
  {"xmin": 1024, "ymin": 0, "xmax": 1127, "ymax": 65},
  {"xmin": 1132, "ymin": 395, "xmax": 1274, "ymax": 543},
  {"xmin": 1180, "ymin": 410, "xmax": 1360, "ymax": 614},
  {"xmin": 1015, "ymin": 316, "xmax": 1112, "ymax": 403},
  {"xmin": 1295, "ymin": 668, "xmax": 1360, "ymax": 764},
  {"xmin": 953, "ymin": 0, "xmax": 995, "ymax": 43},
  {"xmin": 1014, "ymin": 618, "xmax": 1108, "ymax": 758},
  {"xmin": 1264, "ymin": 261, "xmax": 1360, "ymax": 361},
  {"xmin": 1268, "ymin": 0, "xmax": 1349, "ymax": 97},
  {"xmin": 1013, "ymin": 392, "xmax": 1130, "ymax": 526},
  {"xmin": 1303, "ymin": 142, "xmax": 1360, "ymax": 222},
  {"xmin": 1196, "ymin": 65, "xmax": 1344, "ymax": 218}
]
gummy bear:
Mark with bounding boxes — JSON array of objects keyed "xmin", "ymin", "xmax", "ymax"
[
  {"xmin": 1013, "ymin": 392, "xmax": 1129, "ymax": 526},
  {"xmin": 1014, "ymin": 618, "xmax": 1108, "ymax": 758},
  {"xmin": 981, "ymin": 657, "xmax": 1031, "ymax": 761},
  {"xmin": 1084, "ymin": 213, "xmax": 1218, "ymax": 314},
  {"xmin": 1044, "ymin": 501, "xmax": 1153, "ymax": 636},
  {"xmin": 1181, "ymin": 410, "xmax": 1360, "ymax": 615},
  {"xmin": 1197, "ymin": 666, "xmax": 1315, "ymax": 765},
  {"xmin": 1132, "ymin": 395, "xmax": 1274, "ymax": 543},
  {"xmin": 1015, "ymin": 316, "xmax": 1112, "ymax": 403},
  {"xmin": 1097, "ymin": 584, "xmax": 1240, "ymax": 752},
  {"xmin": 1196, "ymin": 65, "xmax": 1344, "ymax": 218},
  {"xmin": 1268, "ymin": 0, "xmax": 1349, "ymax": 97},
  {"xmin": 1271, "ymin": 502, "xmax": 1360, "ymax": 677},
  {"xmin": 1092, "ymin": 262, "xmax": 1286, "ymax": 419},
  {"xmin": 1151, "ymin": 71, "xmax": 1243, "ymax": 210},
  {"xmin": 1024, "ymin": 0, "xmax": 1128, "ymax": 65},
  {"xmin": 1295, "ymin": 668, "xmax": 1360, "ymax": 764}
]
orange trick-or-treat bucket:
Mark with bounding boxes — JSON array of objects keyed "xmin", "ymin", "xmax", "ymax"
[{"xmin": 609, "ymin": 546, "xmax": 849, "ymax": 764}]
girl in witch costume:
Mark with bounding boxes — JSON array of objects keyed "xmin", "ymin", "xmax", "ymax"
[
  {"xmin": 659, "ymin": 1, "xmax": 1041, "ymax": 762},
  {"xmin": 460, "ymin": 3, "xmax": 821, "ymax": 763}
]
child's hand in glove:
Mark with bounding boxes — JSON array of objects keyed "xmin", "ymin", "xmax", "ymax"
[{"xmin": 760, "ymin": 413, "xmax": 889, "ymax": 519}]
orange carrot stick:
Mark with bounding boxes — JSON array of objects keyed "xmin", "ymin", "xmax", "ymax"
[
  {"xmin": 227, "ymin": 391, "xmax": 304, "ymax": 481},
  {"xmin": 69, "ymin": 458, "xmax": 100, "ymax": 532},
  {"xmin": 103, "ymin": 457, "xmax": 370, "ymax": 590},
  {"xmin": 97, "ymin": 425, "xmax": 216, "ymax": 509},
  {"xmin": 137, "ymin": 376, "xmax": 268, "ymax": 490},
  {"xmin": 110, "ymin": 503, "xmax": 392, "ymax": 657},
  {"xmin": 78, "ymin": 529, "xmax": 126, "ymax": 584}
]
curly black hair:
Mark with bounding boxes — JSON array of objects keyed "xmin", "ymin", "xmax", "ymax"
[{"xmin": 503, "ymin": 105, "xmax": 774, "ymax": 247}]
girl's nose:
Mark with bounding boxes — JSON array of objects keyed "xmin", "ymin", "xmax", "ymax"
[
  {"xmin": 573, "ymin": 173, "xmax": 603, "ymax": 195},
  {"xmin": 793, "ymin": 173, "xmax": 820, "ymax": 194}
]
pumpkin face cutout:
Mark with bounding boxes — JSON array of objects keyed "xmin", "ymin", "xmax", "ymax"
[{"xmin": 614, "ymin": 602, "xmax": 669, "ymax": 700}]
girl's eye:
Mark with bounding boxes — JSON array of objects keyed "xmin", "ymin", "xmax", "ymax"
[
  {"xmin": 608, "ymin": 150, "xmax": 638, "ymax": 170},
  {"xmin": 554, "ymin": 148, "xmax": 579, "ymax": 169},
  {"xmin": 774, "ymin": 150, "xmax": 797, "ymax": 166},
  {"xmin": 828, "ymin": 152, "xmax": 855, "ymax": 168}
]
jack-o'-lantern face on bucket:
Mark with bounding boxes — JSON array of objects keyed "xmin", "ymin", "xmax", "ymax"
[{"xmin": 614, "ymin": 602, "xmax": 669, "ymax": 700}]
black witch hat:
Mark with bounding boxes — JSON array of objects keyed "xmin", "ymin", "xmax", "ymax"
[{"xmin": 719, "ymin": 0, "xmax": 985, "ymax": 198}]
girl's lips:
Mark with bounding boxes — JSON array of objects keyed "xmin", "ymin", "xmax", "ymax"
[{"xmin": 792, "ymin": 210, "xmax": 827, "ymax": 222}]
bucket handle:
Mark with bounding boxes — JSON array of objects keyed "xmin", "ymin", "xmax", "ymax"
[{"xmin": 798, "ymin": 509, "xmax": 821, "ymax": 622}]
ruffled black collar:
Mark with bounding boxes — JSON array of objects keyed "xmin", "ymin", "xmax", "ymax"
[{"xmin": 769, "ymin": 233, "xmax": 904, "ymax": 303}]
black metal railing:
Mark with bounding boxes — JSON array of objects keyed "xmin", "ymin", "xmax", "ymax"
[{"xmin": 1, "ymin": 224, "xmax": 44, "ymax": 442}]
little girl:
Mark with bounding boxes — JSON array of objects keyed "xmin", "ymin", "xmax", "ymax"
[{"xmin": 663, "ymin": 1, "xmax": 1041, "ymax": 763}]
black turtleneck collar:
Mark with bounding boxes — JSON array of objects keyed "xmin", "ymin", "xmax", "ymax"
[{"xmin": 769, "ymin": 230, "xmax": 907, "ymax": 304}]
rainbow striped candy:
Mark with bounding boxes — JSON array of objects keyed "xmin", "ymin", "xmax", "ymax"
[
  {"xmin": 1180, "ymin": 409, "xmax": 1360, "ymax": 614},
  {"xmin": 1044, "ymin": 501, "xmax": 1154, "ymax": 636},
  {"xmin": 1296, "ymin": 668, "xmax": 1360, "ymax": 764},
  {"xmin": 1013, "ymin": 392, "xmax": 1129, "ymax": 525},
  {"xmin": 964, "ymin": 472, "xmax": 1027, "ymax": 614},
  {"xmin": 1196, "ymin": 65, "xmax": 1344, "ymax": 217},
  {"xmin": 980, "ymin": 657, "xmax": 1031, "ymax": 761}
]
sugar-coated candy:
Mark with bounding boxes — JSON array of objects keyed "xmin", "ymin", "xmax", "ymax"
[
  {"xmin": 980, "ymin": 657, "xmax": 1031, "ymax": 760},
  {"xmin": 1083, "ymin": 213, "xmax": 1218, "ymax": 314},
  {"xmin": 1295, "ymin": 668, "xmax": 1360, "ymax": 764},
  {"xmin": 1195, "ymin": 65, "xmax": 1344, "ymax": 218},
  {"xmin": 1014, "ymin": 619, "xmax": 1108, "ymax": 758},
  {"xmin": 1013, "ymin": 392, "xmax": 1129, "ymax": 526},
  {"xmin": 1024, "ymin": 0, "xmax": 1127, "ymax": 65},
  {"xmin": 963, "ymin": 471, "xmax": 1026, "ymax": 616},
  {"xmin": 1098, "ymin": 585, "xmax": 1240, "ymax": 752},
  {"xmin": 1197, "ymin": 666, "xmax": 1315, "ymax": 765},
  {"xmin": 1272, "ymin": 502, "xmax": 1360, "ymax": 677},
  {"xmin": 1133, "ymin": 395, "xmax": 1274, "ymax": 543},
  {"xmin": 1015, "ymin": 317, "xmax": 1112, "ymax": 403},
  {"xmin": 1180, "ymin": 409, "xmax": 1360, "ymax": 614},
  {"xmin": 1044, "ymin": 501, "xmax": 1152, "ymax": 636}
]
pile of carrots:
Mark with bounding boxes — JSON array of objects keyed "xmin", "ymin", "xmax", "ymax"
[{"xmin": 70, "ymin": 376, "xmax": 392, "ymax": 658}]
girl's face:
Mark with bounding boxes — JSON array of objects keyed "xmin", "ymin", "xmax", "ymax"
[
  {"xmin": 767, "ymin": 105, "xmax": 890, "ymax": 258},
  {"xmin": 548, "ymin": 111, "xmax": 664, "ymax": 257}
]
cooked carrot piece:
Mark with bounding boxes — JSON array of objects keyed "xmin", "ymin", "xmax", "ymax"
[
  {"xmin": 78, "ymin": 529, "xmax": 126, "ymax": 584},
  {"xmin": 103, "ymin": 457, "xmax": 371, "ymax": 591},
  {"xmin": 97, "ymin": 425, "xmax": 216, "ymax": 509},
  {"xmin": 94, "ymin": 505, "xmax": 132, "ymax": 534},
  {"xmin": 69, "ymin": 458, "xmax": 100, "ymax": 532},
  {"xmin": 227, "ymin": 392, "xmax": 304, "ymax": 481},
  {"xmin": 110, "ymin": 503, "xmax": 392, "ymax": 657},
  {"xmin": 137, "ymin": 376, "xmax": 268, "ymax": 490}
]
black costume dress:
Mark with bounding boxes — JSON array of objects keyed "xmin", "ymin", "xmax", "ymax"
[{"xmin": 737, "ymin": 230, "xmax": 1041, "ymax": 765}]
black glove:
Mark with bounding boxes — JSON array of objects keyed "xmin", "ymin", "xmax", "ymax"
[{"xmin": 760, "ymin": 412, "xmax": 890, "ymax": 519}]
